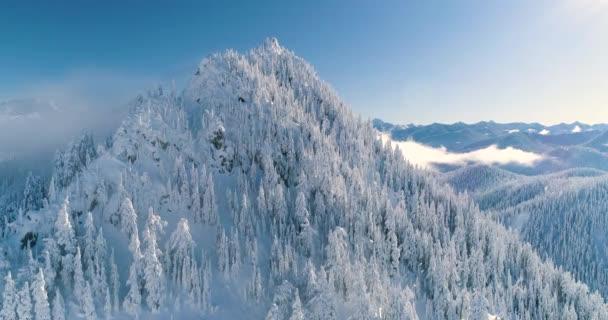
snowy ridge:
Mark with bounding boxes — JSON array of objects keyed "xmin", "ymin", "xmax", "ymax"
[{"xmin": 0, "ymin": 39, "xmax": 606, "ymax": 319}]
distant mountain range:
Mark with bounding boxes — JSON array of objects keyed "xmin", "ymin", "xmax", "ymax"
[
  {"xmin": 374, "ymin": 119, "xmax": 608, "ymax": 174},
  {"xmin": 373, "ymin": 119, "xmax": 608, "ymax": 152}
]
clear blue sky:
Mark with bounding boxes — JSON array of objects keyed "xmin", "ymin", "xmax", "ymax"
[{"xmin": 1, "ymin": 0, "xmax": 607, "ymax": 124}]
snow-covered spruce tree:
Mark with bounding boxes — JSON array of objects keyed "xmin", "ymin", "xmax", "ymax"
[
  {"xmin": 51, "ymin": 291, "xmax": 65, "ymax": 320},
  {"xmin": 294, "ymin": 192, "xmax": 314, "ymax": 256},
  {"xmin": 92, "ymin": 227, "xmax": 108, "ymax": 301},
  {"xmin": 82, "ymin": 212, "xmax": 96, "ymax": 277},
  {"xmin": 53, "ymin": 197, "xmax": 76, "ymax": 288},
  {"xmin": 216, "ymin": 227, "xmax": 229, "ymax": 279},
  {"xmin": 141, "ymin": 207, "xmax": 166, "ymax": 313},
  {"xmin": 42, "ymin": 251, "xmax": 55, "ymax": 295},
  {"xmin": 32, "ymin": 269, "xmax": 51, "ymax": 320},
  {"xmin": 1, "ymin": 272, "xmax": 17, "ymax": 320},
  {"xmin": 289, "ymin": 289, "xmax": 304, "ymax": 320},
  {"xmin": 109, "ymin": 249, "xmax": 119, "ymax": 313},
  {"xmin": 165, "ymin": 218, "xmax": 195, "ymax": 295},
  {"xmin": 22, "ymin": 172, "xmax": 45, "ymax": 212},
  {"xmin": 17, "ymin": 281, "xmax": 32, "ymax": 320},
  {"xmin": 103, "ymin": 287, "xmax": 112, "ymax": 320},
  {"xmin": 81, "ymin": 281, "xmax": 96, "ymax": 320},
  {"xmin": 73, "ymin": 246, "xmax": 86, "ymax": 306},
  {"xmin": 116, "ymin": 196, "xmax": 138, "ymax": 237},
  {"xmin": 123, "ymin": 231, "xmax": 142, "ymax": 319}
]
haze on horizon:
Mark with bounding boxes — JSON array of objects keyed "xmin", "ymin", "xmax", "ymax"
[{"xmin": 1, "ymin": 0, "xmax": 607, "ymax": 126}]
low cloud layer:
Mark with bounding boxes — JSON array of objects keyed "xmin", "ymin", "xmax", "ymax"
[
  {"xmin": 380, "ymin": 134, "xmax": 543, "ymax": 169},
  {"xmin": 0, "ymin": 69, "xmax": 162, "ymax": 160}
]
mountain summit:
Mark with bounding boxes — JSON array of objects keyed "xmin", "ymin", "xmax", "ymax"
[{"xmin": 1, "ymin": 40, "xmax": 606, "ymax": 319}]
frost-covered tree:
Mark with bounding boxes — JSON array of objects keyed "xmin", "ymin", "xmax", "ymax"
[
  {"xmin": 165, "ymin": 218, "xmax": 195, "ymax": 291},
  {"xmin": 73, "ymin": 247, "xmax": 86, "ymax": 306},
  {"xmin": 141, "ymin": 208, "xmax": 165, "ymax": 313},
  {"xmin": 289, "ymin": 289, "xmax": 304, "ymax": 320},
  {"xmin": 123, "ymin": 232, "xmax": 142, "ymax": 318},
  {"xmin": 109, "ymin": 249, "xmax": 119, "ymax": 313},
  {"xmin": 1, "ymin": 272, "xmax": 17, "ymax": 320},
  {"xmin": 17, "ymin": 281, "xmax": 32, "ymax": 320},
  {"xmin": 201, "ymin": 258, "xmax": 212, "ymax": 313},
  {"xmin": 47, "ymin": 177, "xmax": 57, "ymax": 204},
  {"xmin": 82, "ymin": 212, "xmax": 96, "ymax": 275},
  {"xmin": 32, "ymin": 269, "xmax": 51, "ymax": 320},
  {"xmin": 54, "ymin": 197, "xmax": 76, "ymax": 288},
  {"xmin": 201, "ymin": 172, "xmax": 218, "ymax": 225},
  {"xmin": 51, "ymin": 291, "xmax": 65, "ymax": 320},
  {"xmin": 116, "ymin": 197, "xmax": 138, "ymax": 236},
  {"xmin": 294, "ymin": 192, "xmax": 313, "ymax": 255},
  {"xmin": 216, "ymin": 227, "xmax": 229, "ymax": 278},
  {"xmin": 22, "ymin": 172, "xmax": 45, "ymax": 212},
  {"xmin": 103, "ymin": 287, "xmax": 112, "ymax": 320},
  {"xmin": 42, "ymin": 251, "xmax": 55, "ymax": 295},
  {"xmin": 92, "ymin": 228, "xmax": 108, "ymax": 301},
  {"xmin": 228, "ymin": 229, "xmax": 240, "ymax": 276},
  {"xmin": 81, "ymin": 281, "xmax": 96, "ymax": 320},
  {"xmin": 326, "ymin": 227, "xmax": 350, "ymax": 297}
]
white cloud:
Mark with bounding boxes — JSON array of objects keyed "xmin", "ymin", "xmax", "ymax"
[
  {"xmin": 0, "ymin": 68, "xmax": 159, "ymax": 159},
  {"xmin": 507, "ymin": 129, "xmax": 520, "ymax": 134},
  {"xmin": 380, "ymin": 134, "xmax": 543, "ymax": 169},
  {"xmin": 539, "ymin": 129, "xmax": 550, "ymax": 135},
  {"xmin": 572, "ymin": 125, "xmax": 582, "ymax": 133}
]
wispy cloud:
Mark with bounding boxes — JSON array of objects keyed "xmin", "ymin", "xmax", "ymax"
[
  {"xmin": 0, "ymin": 68, "xmax": 159, "ymax": 159},
  {"xmin": 380, "ymin": 134, "xmax": 543, "ymax": 169}
]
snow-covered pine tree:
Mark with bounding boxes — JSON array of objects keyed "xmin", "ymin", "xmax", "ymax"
[
  {"xmin": 103, "ymin": 287, "xmax": 112, "ymax": 320},
  {"xmin": 123, "ymin": 231, "xmax": 142, "ymax": 318},
  {"xmin": 82, "ymin": 212, "xmax": 96, "ymax": 277},
  {"xmin": 109, "ymin": 249, "xmax": 119, "ymax": 313},
  {"xmin": 32, "ymin": 269, "xmax": 51, "ymax": 320},
  {"xmin": 42, "ymin": 251, "xmax": 55, "ymax": 295},
  {"xmin": 289, "ymin": 289, "xmax": 304, "ymax": 320},
  {"xmin": 165, "ymin": 218, "xmax": 195, "ymax": 293},
  {"xmin": 51, "ymin": 291, "xmax": 65, "ymax": 320},
  {"xmin": 141, "ymin": 208, "xmax": 166, "ymax": 313},
  {"xmin": 54, "ymin": 197, "xmax": 76, "ymax": 288},
  {"xmin": 81, "ymin": 281, "xmax": 96, "ymax": 320},
  {"xmin": 1, "ymin": 272, "xmax": 17, "ymax": 320},
  {"xmin": 16, "ymin": 281, "xmax": 32, "ymax": 320},
  {"xmin": 73, "ymin": 246, "xmax": 85, "ymax": 306}
]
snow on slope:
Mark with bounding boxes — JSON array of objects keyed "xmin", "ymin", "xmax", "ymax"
[{"xmin": 0, "ymin": 39, "xmax": 606, "ymax": 320}]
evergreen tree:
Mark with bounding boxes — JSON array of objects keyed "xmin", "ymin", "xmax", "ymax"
[
  {"xmin": 142, "ymin": 225, "xmax": 164, "ymax": 312},
  {"xmin": 123, "ymin": 233, "xmax": 142, "ymax": 319},
  {"xmin": 1, "ymin": 272, "xmax": 17, "ymax": 320},
  {"xmin": 73, "ymin": 247, "xmax": 85, "ymax": 306},
  {"xmin": 53, "ymin": 290, "xmax": 65, "ymax": 320},
  {"xmin": 109, "ymin": 249, "xmax": 120, "ymax": 313},
  {"xmin": 82, "ymin": 212, "xmax": 96, "ymax": 276},
  {"xmin": 42, "ymin": 251, "xmax": 55, "ymax": 295},
  {"xmin": 289, "ymin": 289, "xmax": 304, "ymax": 320},
  {"xmin": 103, "ymin": 287, "xmax": 112, "ymax": 320},
  {"xmin": 165, "ymin": 218, "xmax": 195, "ymax": 290},
  {"xmin": 81, "ymin": 281, "xmax": 96, "ymax": 320},
  {"xmin": 32, "ymin": 269, "xmax": 51, "ymax": 320},
  {"xmin": 54, "ymin": 197, "xmax": 76, "ymax": 288},
  {"xmin": 16, "ymin": 282, "xmax": 32, "ymax": 320},
  {"xmin": 51, "ymin": 291, "xmax": 65, "ymax": 320}
]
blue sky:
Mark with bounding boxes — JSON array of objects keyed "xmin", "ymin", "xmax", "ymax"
[{"xmin": 1, "ymin": 0, "xmax": 607, "ymax": 124}]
